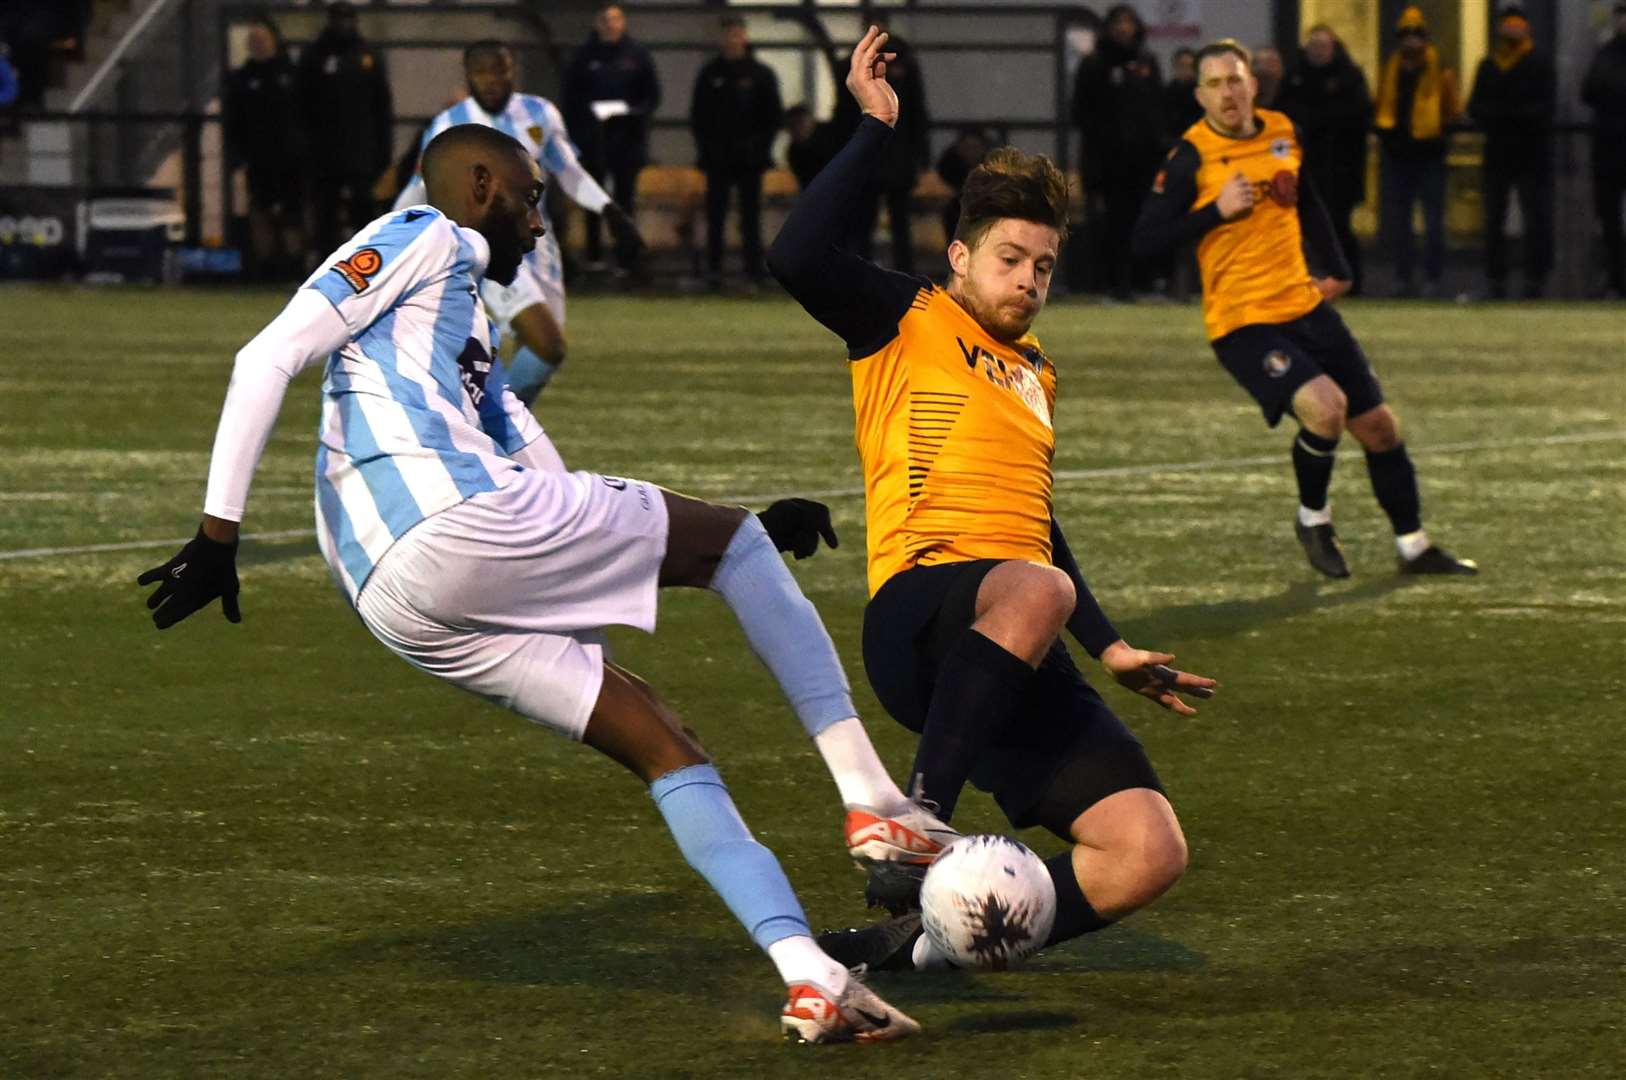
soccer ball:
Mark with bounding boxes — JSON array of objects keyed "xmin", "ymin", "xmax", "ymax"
[{"xmin": 920, "ymin": 834, "xmax": 1056, "ymax": 970}]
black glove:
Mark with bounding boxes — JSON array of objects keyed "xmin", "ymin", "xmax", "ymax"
[
  {"xmin": 757, "ymin": 498, "xmax": 838, "ymax": 560},
  {"xmin": 601, "ymin": 202, "xmax": 645, "ymax": 254},
  {"xmin": 137, "ymin": 527, "xmax": 242, "ymax": 629}
]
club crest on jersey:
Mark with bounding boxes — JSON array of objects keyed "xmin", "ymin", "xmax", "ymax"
[
  {"xmin": 1271, "ymin": 138, "xmax": 1292, "ymax": 158},
  {"xmin": 331, "ymin": 247, "xmax": 382, "ymax": 294},
  {"xmin": 1267, "ymin": 170, "xmax": 1299, "ymax": 207},
  {"xmin": 1263, "ymin": 350, "xmax": 1292, "ymax": 378},
  {"xmin": 528, "ymin": 124, "xmax": 542, "ymax": 144}
]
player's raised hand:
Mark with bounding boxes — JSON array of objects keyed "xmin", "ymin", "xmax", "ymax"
[
  {"xmin": 1215, "ymin": 171, "xmax": 1255, "ymax": 220},
  {"xmin": 847, "ymin": 25, "xmax": 899, "ymax": 128},
  {"xmin": 758, "ymin": 498, "xmax": 839, "ymax": 560},
  {"xmin": 1099, "ymin": 641, "xmax": 1217, "ymax": 716},
  {"xmin": 1314, "ymin": 277, "xmax": 1351, "ymax": 302},
  {"xmin": 137, "ymin": 525, "xmax": 242, "ymax": 629}
]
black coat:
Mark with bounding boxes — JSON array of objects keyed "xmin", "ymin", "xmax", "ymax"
[
  {"xmin": 689, "ymin": 54, "xmax": 782, "ymax": 173},
  {"xmin": 1162, "ymin": 78, "xmax": 1202, "ymax": 141},
  {"xmin": 1468, "ymin": 49, "xmax": 1556, "ymax": 169},
  {"xmin": 1582, "ymin": 34, "xmax": 1626, "ymax": 175},
  {"xmin": 1280, "ymin": 43, "xmax": 1374, "ymax": 208},
  {"xmin": 563, "ymin": 34, "xmax": 661, "ymax": 173},
  {"xmin": 225, "ymin": 55, "xmax": 304, "ymax": 171},
  {"xmin": 1072, "ymin": 12, "xmax": 1166, "ymax": 186},
  {"xmin": 297, "ymin": 29, "xmax": 393, "ymax": 178}
]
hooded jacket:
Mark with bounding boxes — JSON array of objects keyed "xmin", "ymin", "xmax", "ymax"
[
  {"xmin": 1280, "ymin": 35, "xmax": 1373, "ymax": 208},
  {"xmin": 1072, "ymin": 5, "xmax": 1166, "ymax": 185},
  {"xmin": 1582, "ymin": 30, "xmax": 1626, "ymax": 174},
  {"xmin": 1467, "ymin": 21, "xmax": 1556, "ymax": 168}
]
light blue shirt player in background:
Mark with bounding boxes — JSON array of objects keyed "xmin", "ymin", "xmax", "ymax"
[{"xmin": 395, "ymin": 40, "xmax": 643, "ymax": 404}]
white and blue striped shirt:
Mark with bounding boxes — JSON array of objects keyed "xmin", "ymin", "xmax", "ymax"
[
  {"xmin": 302, "ymin": 207, "xmax": 545, "ymax": 600},
  {"xmin": 401, "ymin": 94, "xmax": 612, "ymax": 222}
]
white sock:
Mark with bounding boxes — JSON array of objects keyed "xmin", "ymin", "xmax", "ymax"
[
  {"xmin": 767, "ymin": 934, "xmax": 849, "ymax": 991},
  {"xmin": 1396, "ymin": 529, "xmax": 1431, "ymax": 561},
  {"xmin": 814, "ymin": 717, "xmax": 908, "ymax": 812},
  {"xmin": 912, "ymin": 931, "xmax": 955, "ymax": 971},
  {"xmin": 1298, "ymin": 503, "xmax": 1333, "ymax": 527}
]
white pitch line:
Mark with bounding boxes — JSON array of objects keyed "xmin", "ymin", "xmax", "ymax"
[{"xmin": 2, "ymin": 429, "xmax": 1621, "ymax": 563}]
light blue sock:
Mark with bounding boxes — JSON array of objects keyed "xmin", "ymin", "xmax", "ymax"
[
  {"xmin": 505, "ymin": 345, "xmax": 558, "ymax": 406},
  {"xmin": 708, "ymin": 514, "xmax": 855, "ymax": 738},
  {"xmin": 649, "ymin": 763, "xmax": 809, "ymax": 948}
]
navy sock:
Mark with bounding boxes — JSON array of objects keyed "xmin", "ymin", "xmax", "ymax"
[
  {"xmin": 1043, "ymin": 850, "xmax": 1112, "ymax": 947},
  {"xmin": 1365, "ymin": 443, "xmax": 1423, "ymax": 535},
  {"xmin": 909, "ymin": 629, "xmax": 1034, "ymax": 822},
  {"xmin": 1292, "ymin": 429, "xmax": 1340, "ymax": 511}
]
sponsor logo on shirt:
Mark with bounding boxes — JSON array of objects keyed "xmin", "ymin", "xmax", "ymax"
[{"xmin": 331, "ymin": 247, "xmax": 382, "ymax": 294}]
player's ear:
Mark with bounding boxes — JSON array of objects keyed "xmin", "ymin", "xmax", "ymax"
[
  {"xmin": 471, "ymin": 162, "xmax": 493, "ymax": 206},
  {"xmin": 947, "ymin": 238, "xmax": 970, "ymax": 278}
]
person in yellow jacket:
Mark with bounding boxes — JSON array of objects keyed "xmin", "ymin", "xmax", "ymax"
[{"xmin": 1375, "ymin": 5, "xmax": 1461, "ymax": 297}]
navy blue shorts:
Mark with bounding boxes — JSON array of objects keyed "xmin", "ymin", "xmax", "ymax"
[
  {"xmin": 1210, "ymin": 302, "xmax": 1385, "ymax": 427},
  {"xmin": 862, "ymin": 559, "xmax": 1163, "ymax": 840}
]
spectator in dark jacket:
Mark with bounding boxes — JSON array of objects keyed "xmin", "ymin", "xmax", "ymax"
[
  {"xmin": 1280, "ymin": 24, "xmax": 1374, "ymax": 294},
  {"xmin": 1072, "ymin": 4, "xmax": 1164, "ymax": 299},
  {"xmin": 564, "ymin": 3, "xmax": 660, "ymax": 273},
  {"xmin": 1252, "ymin": 46, "xmax": 1285, "ymax": 108},
  {"xmin": 297, "ymin": 1, "xmax": 393, "ymax": 258},
  {"xmin": 690, "ymin": 16, "xmax": 782, "ymax": 283},
  {"xmin": 1468, "ymin": 4, "xmax": 1556, "ymax": 299},
  {"xmin": 1163, "ymin": 48, "xmax": 1203, "ymax": 139},
  {"xmin": 1582, "ymin": 2, "xmax": 1626, "ymax": 298},
  {"xmin": 226, "ymin": 19, "xmax": 305, "ymax": 279}
]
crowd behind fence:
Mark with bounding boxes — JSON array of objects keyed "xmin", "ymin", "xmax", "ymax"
[{"xmin": 0, "ymin": 1, "xmax": 1622, "ymax": 301}]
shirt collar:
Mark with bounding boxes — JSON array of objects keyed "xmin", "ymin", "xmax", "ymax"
[{"xmin": 456, "ymin": 225, "xmax": 491, "ymax": 276}]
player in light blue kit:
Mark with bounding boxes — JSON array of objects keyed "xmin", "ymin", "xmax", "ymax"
[
  {"xmin": 137, "ymin": 123, "xmax": 952, "ymax": 1043},
  {"xmin": 395, "ymin": 40, "xmax": 643, "ymax": 404}
]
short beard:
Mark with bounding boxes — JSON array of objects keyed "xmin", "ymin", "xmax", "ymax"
[{"xmin": 949, "ymin": 275, "xmax": 1036, "ymax": 343}]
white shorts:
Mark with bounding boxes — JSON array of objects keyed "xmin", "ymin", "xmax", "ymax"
[
  {"xmin": 354, "ymin": 468, "xmax": 669, "ymax": 741},
  {"xmin": 481, "ymin": 234, "xmax": 566, "ymax": 329}
]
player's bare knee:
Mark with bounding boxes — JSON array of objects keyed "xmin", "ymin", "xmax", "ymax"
[
  {"xmin": 1349, "ymin": 405, "xmax": 1401, "ymax": 451},
  {"xmin": 1012, "ymin": 564, "xmax": 1074, "ymax": 637}
]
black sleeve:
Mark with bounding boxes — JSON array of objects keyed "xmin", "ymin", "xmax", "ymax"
[
  {"xmin": 1130, "ymin": 139, "xmax": 1222, "ymax": 260},
  {"xmin": 1297, "ymin": 169, "xmax": 1351, "ymax": 280},
  {"xmin": 766, "ymin": 117, "xmax": 927, "ymax": 357},
  {"xmin": 1050, "ymin": 519, "xmax": 1121, "ymax": 660}
]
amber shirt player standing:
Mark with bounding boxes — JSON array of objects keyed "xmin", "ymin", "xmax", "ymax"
[{"xmin": 1133, "ymin": 40, "xmax": 1476, "ymax": 578}]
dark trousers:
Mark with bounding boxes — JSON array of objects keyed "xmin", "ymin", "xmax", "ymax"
[
  {"xmin": 583, "ymin": 158, "xmax": 644, "ymax": 266},
  {"xmin": 704, "ymin": 167, "xmax": 764, "ymax": 277},
  {"xmin": 1093, "ymin": 161, "xmax": 1156, "ymax": 296},
  {"xmin": 310, "ymin": 174, "xmax": 378, "ymax": 261},
  {"xmin": 1381, "ymin": 153, "xmax": 1447, "ymax": 286},
  {"xmin": 1596, "ymin": 168, "xmax": 1626, "ymax": 295},
  {"xmin": 849, "ymin": 182, "xmax": 917, "ymax": 273},
  {"xmin": 1483, "ymin": 158, "xmax": 1554, "ymax": 287},
  {"xmin": 1325, "ymin": 194, "xmax": 1364, "ymax": 295}
]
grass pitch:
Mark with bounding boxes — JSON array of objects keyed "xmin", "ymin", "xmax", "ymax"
[{"xmin": 1, "ymin": 285, "xmax": 1622, "ymax": 1078}]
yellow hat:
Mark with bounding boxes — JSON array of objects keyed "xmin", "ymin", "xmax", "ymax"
[{"xmin": 1396, "ymin": 5, "xmax": 1428, "ymax": 32}]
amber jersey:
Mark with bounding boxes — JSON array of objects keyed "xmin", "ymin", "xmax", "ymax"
[
  {"xmin": 768, "ymin": 117, "xmax": 1121, "ymax": 656},
  {"xmin": 1133, "ymin": 108, "xmax": 1349, "ymax": 341},
  {"xmin": 850, "ymin": 285, "xmax": 1057, "ymax": 595}
]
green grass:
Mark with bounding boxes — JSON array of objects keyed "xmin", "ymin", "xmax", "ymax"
[{"xmin": 1, "ymin": 285, "xmax": 1623, "ymax": 1078}]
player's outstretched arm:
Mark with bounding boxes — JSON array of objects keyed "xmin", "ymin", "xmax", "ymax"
[
  {"xmin": 138, "ymin": 290, "xmax": 350, "ymax": 629},
  {"xmin": 766, "ymin": 26, "xmax": 921, "ymax": 355}
]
